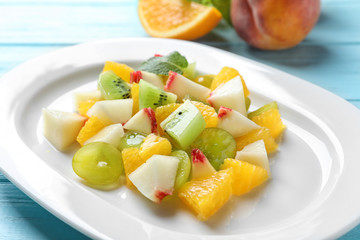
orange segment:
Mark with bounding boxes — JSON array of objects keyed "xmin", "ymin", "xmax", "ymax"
[
  {"xmin": 191, "ymin": 101, "xmax": 218, "ymax": 128},
  {"xmin": 78, "ymin": 99, "xmax": 98, "ymax": 118},
  {"xmin": 102, "ymin": 61, "xmax": 134, "ymax": 83},
  {"xmin": 235, "ymin": 127, "xmax": 278, "ymax": 154},
  {"xmin": 210, "ymin": 67, "xmax": 250, "ymax": 97},
  {"xmin": 138, "ymin": 0, "xmax": 222, "ymax": 40},
  {"xmin": 131, "ymin": 83, "xmax": 140, "ymax": 115},
  {"xmin": 250, "ymin": 108, "xmax": 286, "ymax": 139},
  {"xmin": 76, "ymin": 116, "xmax": 107, "ymax": 146},
  {"xmin": 178, "ymin": 168, "xmax": 233, "ymax": 221},
  {"xmin": 139, "ymin": 134, "xmax": 172, "ymax": 161},
  {"xmin": 221, "ymin": 159, "xmax": 269, "ymax": 195},
  {"xmin": 122, "ymin": 148, "xmax": 145, "ymax": 188}
]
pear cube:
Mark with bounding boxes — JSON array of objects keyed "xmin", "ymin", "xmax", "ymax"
[
  {"xmin": 165, "ymin": 71, "xmax": 210, "ymax": 102},
  {"xmin": 87, "ymin": 99, "xmax": 133, "ymax": 124},
  {"xmin": 43, "ymin": 109, "xmax": 86, "ymax": 151},
  {"xmin": 217, "ymin": 106, "xmax": 260, "ymax": 138},
  {"xmin": 191, "ymin": 149, "xmax": 216, "ymax": 179},
  {"xmin": 207, "ymin": 76, "xmax": 247, "ymax": 116},
  {"xmin": 123, "ymin": 107, "xmax": 158, "ymax": 135},
  {"xmin": 131, "ymin": 70, "xmax": 165, "ymax": 89},
  {"xmin": 235, "ymin": 140, "xmax": 271, "ymax": 176},
  {"xmin": 84, "ymin": 123, "xmax": 124, "ymax": 147},
  {"xmin": 73, "ymin": 90, "xmax": 102, "ymax": 111},
  {"xmin": 129, "ymin": 155, "xmax": 179, "ymax": 203}
]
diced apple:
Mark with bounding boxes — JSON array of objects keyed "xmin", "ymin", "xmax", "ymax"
[
  {"xmin": 129, "ymin": 155, "xmax": 179, "ymax": 203},
  {"xmin": 207, "ymin": 76, "xmax": 247, "ymax": 116},
  {"xmin": 42, "ymin": 109, "xmax": 86, "ymax": 151},
  {"xmin": 84, "ymin": 123, "xmax": 124, "ymax": 147},
  {"xmin": 73, "ymin": 90, "xmax": 102, "ymax": 112},
  {"xmin": 235, "ymin": 140, "xmax": 271, "ymax": 176},
  {"xmin": 131, "ymin": 70, "xmax": 164, "ymax": 89},
  {"xmin": 87, "ymin": 99, "xmax": 133, "ymax": 124},
  {"xmin": 123, "ymin": 107, "xmax": 158, "ymax": 135},
  {"xmin": 165, "ymin": 71, "xmax": 210, "ymax": 102},
  {"xmin": 217, "ymin": 106, "xmax": 260, "ymax": 138},
  {"xmin": 191, "ymin": 149, "xmax": 216, "ymax": 179}
]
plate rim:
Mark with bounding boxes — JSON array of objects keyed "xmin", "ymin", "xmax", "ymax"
[{"xmin": 1, "ymin": 37, "xmax": 360, "ymax": 240}]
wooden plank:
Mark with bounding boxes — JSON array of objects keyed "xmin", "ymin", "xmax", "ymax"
[
  {"xmin": 0, "ymin": 1, "xmax": 359, "ymax": 44},
  {"xmin": 0, "ymin": 173, "xmax": 90, "ymax": 239},
  {"xmin": 0, "ymin": 3, "xmax": 146, "ymax": 44}
]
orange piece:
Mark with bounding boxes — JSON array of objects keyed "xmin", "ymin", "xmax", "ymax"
[
  {"xmin": 77, "ymin": 99, "xmax": 98, "ymax": 118},
  {"xmin": 122, "ymin": 148, "xmax": 145, "ymax": 188},
  {"xmin": 102, "ymin": 61, "xmax": 134, "ymax": 83},
  {"xmin": 131, "ymin": 83, "xmax": 140, "ymax": 115},
  {"xmin": 138, "ymin": 0, "xmax": 222, "ymax": 40},
  {"xmin": 250, "ymin": 108, "xmax": 286, "ymax": 139},
  {"xmin": 235, "ymin": 127, "xmax": 278, "ymax": 154},
  {"xmin": 76, "ymin": 116, "xmax": 107, "ymax": 146},
  {"xmin": 191, "ymin": 101, "xmax": 218, "ymax": 128},
  {"xmin": 221, "ymin": 159, "xmax": 269, "ymax": 195},
  {"xmin": 139, "ymin": 134, "xmax": 172, "ymax": 161},
  {"xmin": 155, "ymin": 103, "xmax": 182, "ymax": 135},
  {"xmin": 210, "ymin": 67, "xmax": 250, "ymax": 97},
  {"xmin": 178, "ymin": 168, "xmax": 233, "ymax": 221}
]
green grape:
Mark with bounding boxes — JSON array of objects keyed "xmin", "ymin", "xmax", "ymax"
[
  {"xmin": 171, "ymin": 150, "xmax": 191, "ymax": 190},
  {"xmin": 190, "ymin": 128, "xmax": 236, "ymax": 170},
  {"xmin": 73, "ymin": 142, "xmax": 123, "ymax": 185},
  {"xmin": 118, "ymin": 131, "xmax": 146, "ymax": 151},
  {"xmin": 194, "ymin": 74, "xmax": 214, "ymax": 88},
  {"xmin": 245, "ymin": 97, "xmax": 251, "ymax": 112}
]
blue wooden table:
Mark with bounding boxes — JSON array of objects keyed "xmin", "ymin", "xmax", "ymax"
[{"xmin": 0, "ymin": 0, "xmax": 359, "ymax": 239}]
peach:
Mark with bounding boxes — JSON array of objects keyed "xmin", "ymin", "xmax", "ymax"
[{"xmin": 231, "ymin": 0, "xmax": 321, "ymax": 50}]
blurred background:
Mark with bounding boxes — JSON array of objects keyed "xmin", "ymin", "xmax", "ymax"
[{"xmin": 0, "ymin": 0, "xmax": 359, "ymax": 239}]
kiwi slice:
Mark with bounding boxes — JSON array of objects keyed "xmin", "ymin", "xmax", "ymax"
[
  {"xmin": 190, "ymin": 128, "xmax": 236, "ymax": 170},
  {"xmin": 139, "ymin": 79, "xmax": 177, "ymax": 110},
  {"xmin": 98, "ymin": 70, "xmax": 131, "ymax": 100},
  {"xmin": 160, "ymin": 100, "xmax": 205, "ymax": 150}
]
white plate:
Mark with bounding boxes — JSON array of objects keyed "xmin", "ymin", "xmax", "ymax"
[{"xmin": 1, "ymin": 38, "xmax": 360, "ymax": 240}]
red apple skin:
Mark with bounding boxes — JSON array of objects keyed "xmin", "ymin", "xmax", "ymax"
[{"xmin": 231, "ymin": 0, "xmax": 321, "ymax": 50}]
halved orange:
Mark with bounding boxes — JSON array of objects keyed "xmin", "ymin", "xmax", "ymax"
[{"xmin": 138, "ymin": 0, "xmax": 222, "ymax": 40}]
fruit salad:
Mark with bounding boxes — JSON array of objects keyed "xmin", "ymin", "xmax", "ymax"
[{"xmin": 42, "ymin": 51, "xmax": 286, "ymax": 221}]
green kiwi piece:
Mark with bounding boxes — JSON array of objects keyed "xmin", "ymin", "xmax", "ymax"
[
  {"xmin": 248, "ymin": 101, "xmax": 278, "ymax": 119},
  {"xmin": 160, "ymin": 100, "xmax": 205, "ymax": 150},
  {"xmin": 138, "ymin": 79, "xmax": 177, "ymax": 110},
  {"xmin": 190, "ymin": 128, "xmax": 236, "ymax": 170},
  {"xmin": 118, "ymin": 131, "xmax": 146, "ymax": 151},
  {"xmin": 171, "ymin": 150, "xmax": 191, "ymax": 190},
  {"xmin": 98, "ymin": 70, "xmax": 131, "ymax": 100}
]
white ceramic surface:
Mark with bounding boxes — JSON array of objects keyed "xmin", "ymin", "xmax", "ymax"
[{"xmin": 1, "ymin": 38, "xmax": 360, "ymax": 240}]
